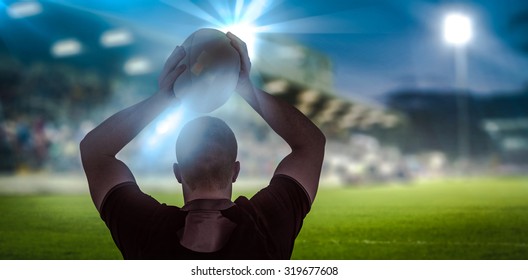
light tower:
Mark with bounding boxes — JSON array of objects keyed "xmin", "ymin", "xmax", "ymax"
[{"xmin": 443, "ymin": 12, "xmax": 473, "ymax": 171}]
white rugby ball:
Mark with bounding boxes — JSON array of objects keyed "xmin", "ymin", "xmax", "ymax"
[{"xmin": 173, "ymin": 28, "xmax": 241, "ymax": 113}]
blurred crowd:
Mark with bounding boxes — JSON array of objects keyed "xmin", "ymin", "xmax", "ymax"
[
  {"xmin": 322, "ymin": 134, "xmax": 448, "ymax": 185},
  {"xmin": 0, "ymin": 55, "xmax": 110, "ymax": 174},
  {"xmin": 0, "ymin": 116, "xmax": 93, "ymax": 173},
  {"xmin": 0, "ymin": 55, "xmax": 453, "ymax": 184}
]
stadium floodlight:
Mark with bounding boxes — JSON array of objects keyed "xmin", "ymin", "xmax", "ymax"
[
  {"xmin": 124, "ymin": 57, "xmax": 152, "ymax": 75},
  {"xmin": 51, "ymin": 39, "xmax": 82, "ymax": 57},
  {"xmin": 443, "ymin": 13, "xmax": 473, "ymax": 46},
  {"xmin": 443, "ymin": 12, "xmax": 473, "ymax": 169},
  {"xmin": 7, "ymin": 1, "xmax": 42, "ymax": 19},
  {"xmin": 100, "ymin": 29, "xmax": 133, "ymax": 48}
]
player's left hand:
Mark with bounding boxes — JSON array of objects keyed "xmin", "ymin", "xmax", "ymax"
[
  {"xmin": 158, "ymin": 45, "xmax": 187, "ymax": 98},
  {"xmin": 226, "ymin": 32, "xmax": 253, "ymax": 94}
]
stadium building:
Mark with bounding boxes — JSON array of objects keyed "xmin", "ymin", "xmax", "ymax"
[{"xmin": 0, "ymin": 0, "xmax": 414, "ymax": 188}]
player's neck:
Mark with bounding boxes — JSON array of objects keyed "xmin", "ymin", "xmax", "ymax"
[{"xmin": 182, "ymin": 185, "xmax": 232, "ymax": 204}]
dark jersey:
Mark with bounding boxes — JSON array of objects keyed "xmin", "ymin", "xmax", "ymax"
[{"xmin": 100, "ymin": 174, "xmax": 311, "ymax": 259}]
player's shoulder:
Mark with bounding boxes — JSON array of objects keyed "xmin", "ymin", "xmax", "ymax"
[
  {"xmin": 238, "ymin": 174, "xmax": 311, "ymax": 213},
  {"xmin": 233, "ymin": 195, "xmax": 256, "ymax": 217},
  {"xmin": 270, "ymin": 174, "xmax": 306, "ymax": 189},
  {"xmin": 101, "ymin": 181, "xmax": 140, "ymax": 207},
  {"xmin": 268, "ymin": 174, "xmax": 312, "ymax": 204},
  {"xmin": 100, "ymin": 181, "xmax": 179, "ymax": 218}
]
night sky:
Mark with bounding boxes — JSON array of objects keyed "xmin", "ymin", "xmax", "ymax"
[{"xmin": 274, "ymin": 0, "xmax": 528, "ymax": 99}]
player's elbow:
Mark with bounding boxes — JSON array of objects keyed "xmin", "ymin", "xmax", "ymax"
[
  {"xmin": 79, "ymin": 132, "xmax": 96, "ymax": 160},
  {"xmin": 79, "ymin": 136, "xmax": 90, "ymax": 161},
  {"xmin": 312, "ymin": 127, "xmax": 326, "ymax": 152},
  {"xmin": 317, "ymin": 129, "xmax": 326, "ymax": 146},
  {"xmin": 291, "ymin": 127, "xmax": 326, "ymax": 152}
]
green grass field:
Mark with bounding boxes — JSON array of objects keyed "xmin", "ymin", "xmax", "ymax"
[{"xmin": 1, "ymin": 177, "xmax": 527, "ymax": 259}]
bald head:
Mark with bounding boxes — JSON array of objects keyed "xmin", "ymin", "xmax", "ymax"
[{"xmin": 176, "ymin": 116, "xmax": 238, "ymax": 190}]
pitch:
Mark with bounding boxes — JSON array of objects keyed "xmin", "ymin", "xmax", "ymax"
[{"xmin": 0, "ymin": 177, "xmax": 527, "ymax": 259}]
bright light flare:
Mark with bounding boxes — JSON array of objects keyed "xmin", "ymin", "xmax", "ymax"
[
  {"xmin": 7, "ymin": 1, "xmax": 42, "ymax": 19},
  {"xmin": 155, "ymin": 110, "xmax": 183, "ymax": 135},
  {"xmin": 100, "ymin": 29, "xmax": 133, "ymax": 48},
  {"xmin": 51, "ymin": 39, "xmax": 82, "ymax": 57},
  {"xmin": 123, "ymin": 57, "xmax": 152, "ymax": 75},
  {"xmin": 221, "ymin": 23, "xmax": 258, "ymax": 59},
  {"xmin": 163, "ymin": 0, "xmax": 283, "ymax": 60},
  {"xmin": 443, "ymin": 13, "xmax": 473, "ymax": 46},
  {"xmin": 140, "ymin": 108, "xmax": 188, "ymax": 156}
]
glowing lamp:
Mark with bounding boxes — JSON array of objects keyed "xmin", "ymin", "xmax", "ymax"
[{"xmin": 443, "ymin": 13, "xmax": 473, "ymax": 46}]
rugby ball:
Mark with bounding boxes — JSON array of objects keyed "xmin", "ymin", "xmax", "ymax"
[{"xmin": 173, "ymin": 28, "xmax": 241, "ymax": 113}]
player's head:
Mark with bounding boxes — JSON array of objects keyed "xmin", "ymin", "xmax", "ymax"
[{"xmin": 174, "ymin": 116, "xmax": 239, "ymax": 193}]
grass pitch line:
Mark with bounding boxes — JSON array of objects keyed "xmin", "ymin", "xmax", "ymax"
[{"xmin": 329, "ymin": 239, "xmax": 528, "ymax": 248}]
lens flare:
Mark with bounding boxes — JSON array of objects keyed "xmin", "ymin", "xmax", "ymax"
[
  {"xmin": 155, "ymin": 109, "xmax": 184, "ymax": 135},
  {"xmin": 221, "ymin": 22, "xmax": 258, "ymax": 59}
]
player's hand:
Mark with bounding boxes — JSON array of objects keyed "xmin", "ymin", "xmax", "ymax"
[
  {"xmin": 158, "ymin": 46, "xmax": 187, "ymax": 99},
  {"xmin": 227, "ymin": 32, "xmax": 253, "ymax": 94}
]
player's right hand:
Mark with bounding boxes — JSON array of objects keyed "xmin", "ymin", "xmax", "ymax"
[{"xmin": 158, "ymin": 46, "xmax": 186, "ymax": 99}]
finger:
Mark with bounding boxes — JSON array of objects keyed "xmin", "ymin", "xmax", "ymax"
[
  {"xmin": 226, "ymin": 31, "xmax": 240, "ymax": 41},
  {"xmin": 227, "ymin": 32, "xmax": 247, "ymax": 52},
  {"xmin": 161, "ymin": 48, "xmax": 180, "ymax": 78},
  {"xmin": 169, "ymin": 63, "xmax": 187, "ymax": 82},
  {"xmin": 161, "ymin": 46, "xmax": 186, "ymax": 77},
  {"xmin": 227, "ymin": 36, "xmax": 251, "ymax": 74},
  {"xmin": 226, "ymin": 31, "xmax": 244, "ymax": 44},
  {"xmin": 160, "ymin": 64, "xmax": 187, "ymax": 89},
  {"xmin": 168, "ymin": 45, "xmax": 186, "ymax": 64},
  {"xmin": 227, "ymin": 32, "xmax": 249, "ymax": 60}
]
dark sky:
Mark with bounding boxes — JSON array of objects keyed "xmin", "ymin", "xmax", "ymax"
[
  {"xmin": 2, "ymin": 0, "xmax": 528, "ymax": 103},
  {"xmin": 275, "ymin": 0, "xmax": 528, "ymax": 100}
]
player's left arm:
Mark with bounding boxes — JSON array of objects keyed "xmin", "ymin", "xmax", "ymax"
[{"xmin": 80, "ymin": 46, "xmax": 186, "ymax": 212}]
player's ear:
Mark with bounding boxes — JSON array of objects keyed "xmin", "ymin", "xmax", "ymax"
[
  {"xmin": 173, "ymin": 163, "xmax": 183, "ymax": 183},
  {"xmin": 232, "ymin": 161, "xmax": 240, "ymax": 183}
]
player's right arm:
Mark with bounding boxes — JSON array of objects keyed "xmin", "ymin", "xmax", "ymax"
[{"xmin": 227, "ymin": 32, "xmax": 326, "ymax": 203}]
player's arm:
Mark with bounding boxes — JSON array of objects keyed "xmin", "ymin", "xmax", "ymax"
[
  {"xmin": 227, "ymin": 32, "xmax": 326, "ymax": 203},
  {"xmin": 80, "ymin": 46, "xmax": 186, "ymax": 212}
]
